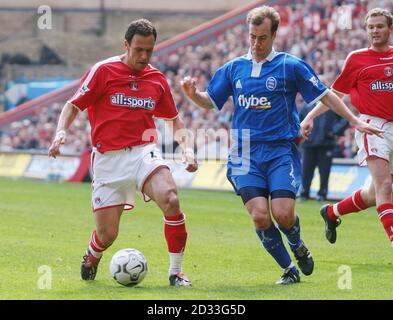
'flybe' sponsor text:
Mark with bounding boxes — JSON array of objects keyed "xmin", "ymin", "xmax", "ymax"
[{"xmin": 238, "ymin": 95, "xmax": 272, "ymax": 109}]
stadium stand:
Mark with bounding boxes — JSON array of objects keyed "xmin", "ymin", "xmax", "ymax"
[{"xmin": 1, "ymin": 0, "xmax": 392, "ymax": 159}]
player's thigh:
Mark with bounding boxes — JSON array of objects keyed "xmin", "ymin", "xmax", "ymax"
[
  {"xmin": 355, "ymin": 115, "xmax": 391, "ymax": 167},
  {"xmin": 390, "ymin": 150, "xmax": 393, "ymax": 174},
  {"xmin": 227, "ymin": 163, "xmax": 268, "ymax": 197},
  {"xmin": 271, "ymin": 197, "xmax": 296, "ymax": 220},
  {"xmin": 356, "ymin": 118, "xmax": 392, "ymax": 197},
  {"xmin": 367, "ymin": 157, "xmax": 391, "ymax": 185},
  {"xmin": 266, "ymin": 155, "xmax": 298, "ymax": 225},
  {"xmin": 271, "ymin": 194, "xmax": 297, "ymax": 228},
  {"xmin": 137, "ymin": 144, "xmax": 172, "ymax": 200},
  {"xmin": 267, "ymin": 154, "xmax": 301, "ymax": 197},
  {"xmin": 91, "ymin": 148, "xmax": 136, "ymax": 211},
  {"xmin": 367, "ymin": 157, "xmax": 392, "ymax": 205},
  {"xmin": 244, "ymin": 195, "xmax": 270, "ymax": 217},
  {"xmin": 142, "ymin": 167, "xmax": 178, "ymax": 204}
]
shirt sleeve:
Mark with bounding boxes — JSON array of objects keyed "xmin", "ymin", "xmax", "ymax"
[
  {"xmin": 68, "ymin": 65, "xmax": 105, "ymax": 111},
  {"xmin": 206, "ymin": 63, "xmax": 233, "ymax": 110},
  {"xmin": 331, "ymin": 53, "xmax": 357, "ymax": 94},
  {"xmin": 294, "ymin": 59, "xmax": 328, "ymax": 106},
  {"xmin": 153, "ymin": 75, "xmax": 179, "ymax": 120}
]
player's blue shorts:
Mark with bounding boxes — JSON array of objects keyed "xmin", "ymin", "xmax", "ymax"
[{"xmin": 226, "ymin": 140, "xmax": 301, "ymax": 197}]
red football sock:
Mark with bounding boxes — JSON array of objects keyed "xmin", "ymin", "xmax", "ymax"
[
  {"xmin": 327, "ymin": 190, "xmax": 368, "ymax": 221},
  {"xmin": 88, "ymin": 230, "xmax": 107, "ymax": 258},
  {"xmin": 164, "ymin": 213, "xmax": 187, "ymax": 253},
  {"xmin": 377, "ymin": 203, "xmax": 393, "ymax": 244}
]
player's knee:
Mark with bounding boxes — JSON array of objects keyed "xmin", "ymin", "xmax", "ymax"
[
  {"xmin": 161, "ymin": 189, "xmax": 180, "ymax": 213},
  {"xmin": 249, "ymin": 207, "xmax": 270, "ymax": 229},
  {"xmin": 363, "ymin": 191, "xmax": 376, "ymax": 207},
  {"xmin": 377, "ymin": 180, "xmax": 393, "ymax": 194},
  {"xmin": 274, "ymin": 211, "xmax": 295, "ymax": 229}
]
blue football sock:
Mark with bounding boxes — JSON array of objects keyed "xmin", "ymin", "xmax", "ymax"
[
  {"xmin": 278, "ymin": 216, "xmax": 302, "ymax": 251},
  {"xmin": 256, "ymin": 224, "xmax": 293, "ymax": 270}
]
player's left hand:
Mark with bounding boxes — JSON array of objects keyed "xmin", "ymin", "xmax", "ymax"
[
  {"xmin": 183, "ymin": 149, "xmax": 198, "ymax": 172},
  {"xmin": 300, "ymin": 118, "xmax": 314, "ymax": 139}
]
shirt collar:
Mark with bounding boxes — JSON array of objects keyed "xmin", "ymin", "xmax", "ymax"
[{"xmin": 246, "ymin": 48, "xmax": 277, "ymax": 63}]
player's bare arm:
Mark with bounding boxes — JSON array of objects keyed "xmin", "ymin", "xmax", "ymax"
[
  {"xmin": 48, "ymin": 102, "xmax": 79, "ymax": 158},
  {"xmin": 301, "ymin": 90, "xmax": 344, "ymax": 139},
  {"xmin": 180, "ymin": 76, "xmax": 214, "ymax": 109},
  {"xmin": 169, "ymin": 116, "xmax": 198, "ymax": 172},
  {"xmin": 320, "ymin": 90, "xmax": 384, "ymax": 137}
]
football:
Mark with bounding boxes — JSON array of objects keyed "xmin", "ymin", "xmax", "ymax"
[{"xmin": 109, "ymin": 248, "xmax": 148, "ymax": 287}]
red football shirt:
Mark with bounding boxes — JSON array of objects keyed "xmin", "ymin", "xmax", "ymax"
[
  {"xmin": 332, "ymin": 47, "xmax": 393, "ymax": 120},
  {"xmin": 69, "ymin": 56, "xmax": 178, "ymax": 153}
]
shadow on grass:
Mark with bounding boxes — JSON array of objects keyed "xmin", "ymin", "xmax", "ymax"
[{"xmin": 49, "ymin": 279, "xmax": 317, "ymax": 300}]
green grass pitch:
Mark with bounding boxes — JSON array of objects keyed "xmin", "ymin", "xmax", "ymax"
[{"xmin": 0, "ymin": 178, "xmax": 391, "ymax": 300}]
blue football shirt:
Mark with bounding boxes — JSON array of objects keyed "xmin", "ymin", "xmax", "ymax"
[{"xmin": 207, "ymin": 49, "xmax": 328, "ymax": 143}]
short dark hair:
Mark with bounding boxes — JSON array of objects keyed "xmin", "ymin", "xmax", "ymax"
[
  {"xmin": 365, "ymin": 8, "xmax": 393, "ymax": 28},
  {"xmin": 246, "ymin": 6, "xmax": 280, "ymax": 34},
  {"xmin": 125, "ymin": 19, "xmax": 157, "ymax": 44}
]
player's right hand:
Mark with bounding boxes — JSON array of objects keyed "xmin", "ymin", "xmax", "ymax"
[
  {"xmin": 180, "ymin": 76, "xmax": 197, "ymax": 98},
  {"xmin": 48, "ymin": 130, "xmax": 67, "ymax": 158},
  {"xmin": 353, "ymin": 120, "xmax": 385, "ymax": 138}
]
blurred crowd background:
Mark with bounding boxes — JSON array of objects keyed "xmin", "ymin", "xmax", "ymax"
[{"xmin": 1, "ymin": 0, "xmax": 392, "ymax": 160}]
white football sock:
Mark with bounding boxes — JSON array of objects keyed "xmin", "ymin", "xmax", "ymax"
[
  {"xmin": 168, "ymin": 252, "xmax": 183, "ymax": 275},
  {"xmin": 88, "ymin": 244, "xmax": 103, "ymax": 258}
]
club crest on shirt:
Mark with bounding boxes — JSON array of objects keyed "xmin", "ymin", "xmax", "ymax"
[
  {"xmin": 266, "ymin": 77, "xmax": 277, "ymax": 91},
  {"xmin": 384, "ymin": 67, "xmax": 393, "ymax": 77},
  {"xmin": 129, "ymin": 81, "xmax": 139, "ymax": 91}
]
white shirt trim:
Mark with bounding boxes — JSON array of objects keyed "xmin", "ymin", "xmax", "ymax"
[
  {"xmin": 307, "ymin": 88, "xmax": 329, "ymax": 107},
  {"xmin": 71, "ymin": 55, "xmax": 121, "ymax": 103},
  {"xmin": 206, "ymin": 92, "xmax": 219, "ymax": 110},
  {"xmin": 66, "ymin": 100, "xmax": 83, "ymax": 112},
  {"xmin": 153, "ymin": 114, "xmax": 179, "ymax": 121},
  {"xmin": 331, "ymin": 87, "xmax": 348, "ymax": 96},
  {"xmin": 82, "ymin": 55, "xmax": 120, "ymax": 88}
]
